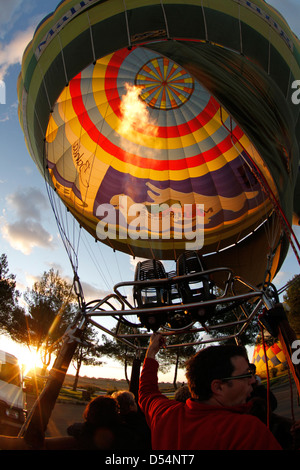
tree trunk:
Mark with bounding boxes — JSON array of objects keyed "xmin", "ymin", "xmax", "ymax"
[
  {"xmin": 173, "ymin": 351, "xmax": 179, "ymax": 390},
  {"xmin": 72, "ymin": 348, "xmax": 83, "ymax": 391},
  {"xmin": 130, "ymin": 358, "xmax": 141, "ymax": 403},
  {"xmin": 72, "ymin": 363, "xmax": 81, "ymax": 391},
  {"xmin": 124, "ymin": 356, "xmax": 129, "ymax": 385}
]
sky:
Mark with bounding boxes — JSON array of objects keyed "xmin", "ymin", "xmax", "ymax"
[{"xmin": 0, "ymin": 0, "xmax": 300, "ymax": 383}]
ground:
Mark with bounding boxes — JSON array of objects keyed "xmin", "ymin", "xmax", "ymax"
[{"xmin": 25, "ymin": 380, "xmax": 300, "ymax": 437}]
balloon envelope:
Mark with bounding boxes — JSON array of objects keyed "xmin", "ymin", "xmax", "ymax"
[
  {"xmin": 18, "ymin": 0, "xmax": 300, "ymax": 285},
  {"xmin": 252, "ymin": 341, "xmax": 287, "ymax": 377}
]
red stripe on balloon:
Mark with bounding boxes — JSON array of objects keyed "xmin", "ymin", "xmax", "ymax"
[{"xmin": 69, "ymin": 70, "xmax": 244, "ymax": 171}]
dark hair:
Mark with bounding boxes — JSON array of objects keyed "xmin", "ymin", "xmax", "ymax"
[
  {"xmin": 112, "ymin": 390, "xmax": 137, "ymax": 415},
  {"xmin": 185, "ymin": 345, "xmax": 248, "ymax": 401},
  {"xmin": 83, "ymin": 396, "xmax": 120, "ymax": 428}
]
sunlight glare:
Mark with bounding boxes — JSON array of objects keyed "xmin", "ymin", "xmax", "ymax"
[{"xmin": 19, "ymin": 348, "xmax": 44, "ymax": 376}]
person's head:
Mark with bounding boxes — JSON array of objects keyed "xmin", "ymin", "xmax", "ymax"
[
  {"xmin": 83, "ymin": 395, "xmax": 120, "ymax": 427},
  {"xmin": 185, "ymin": 344, "xmax": 256, "ymax": 407},
  {"xmin": 174, "ymin": 385, "xmax": 191, "ymax": 403},
  {"xmin": 111, "ymin": 390, "xmax": 138, "ymax": 415}
]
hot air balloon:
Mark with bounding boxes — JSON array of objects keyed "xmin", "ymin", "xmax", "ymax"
[
  {"xmin": 252, "ymin": 340, "xmax": 287, "ymax": 378},
  {"xmin": 17, "ymin": 0, "xmax": 300, "ymax": 442},
  {"xmin": 18, "ymin": 0, "xmax": 300, "ymax": 282}
]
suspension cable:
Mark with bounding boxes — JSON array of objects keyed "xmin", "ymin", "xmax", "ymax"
[
  {"xmin": 277, "ymin": 275, "xmax": 299, "ymax": 296},
  {"xmin": 219, "ymin": 108, "xmax": 300, "ymax": 266},
  {"xmin": 260, "ymin": 324, "xmax": 271, "ymax": 429}
]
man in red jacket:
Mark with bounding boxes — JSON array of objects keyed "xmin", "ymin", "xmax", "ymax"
[{"xmin": 139, "ymin": 333, "xmax": 282, "ymax": 450}]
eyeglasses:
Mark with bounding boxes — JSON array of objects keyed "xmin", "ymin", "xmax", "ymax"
[{"xmin": 221, "ymin": 367, "xmax": 256, "ymax": 382}]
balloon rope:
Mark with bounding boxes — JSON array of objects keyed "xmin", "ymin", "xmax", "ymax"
[
  {"xmin": 220, "ymin": 110, "xmax": 300, "ymax": 265},
  {"xmin": 122, "ymin": 0, "xmax": 132, "ymax": 48},
  {"xmin": 287, "ymin": 365, "xmax": 295, "ymax": 424},
  {"xmin": 160, "ymin": 1, "xmax": 170, "ymax": 39},
  {"xmin": 260, "ymin": 324, "xmax": 270, "ymax": 429}
]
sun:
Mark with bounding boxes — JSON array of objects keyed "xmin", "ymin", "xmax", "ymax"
[{"xmin": 19, "ymin": 348, "xmax": 44, "ymax": 376}]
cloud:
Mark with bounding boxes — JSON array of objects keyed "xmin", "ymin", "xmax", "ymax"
[
  {"xmin": 6, "ymin": 187, "xmax": 48, "ymax": 221},
  {"xmin": 1, "ymin": 187, "xmax": 56, "ymax": 255},
  {"xmin": 0, "ymin": 1, "xmax": 50, "ymax": 81},
  {"xmin": 0, "ymin": 26, "xmax": 34, "ymax": 80},
  {"xmin": 0, "ymin": 0, "xmax": 24, "ymax": 39},
  {"xmin": 129, "ymin": 256, "xmax": 148, "ymax": 271},
  {"xmin": 79, "ymin": 281, "xmax": 111, "ymax": 303},
  {"xmin": 2, "ymin": 220, "xmax": 54, "ymax": 255}
]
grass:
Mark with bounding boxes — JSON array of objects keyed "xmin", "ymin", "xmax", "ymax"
[{"xmin": 30, "ymin": 368, "xmax": 295, "ymax": 405}]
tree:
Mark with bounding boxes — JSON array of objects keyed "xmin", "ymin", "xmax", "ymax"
[
  {"xmin": 100, "ymin": 323, "xmax": 201, "ymax": 389},
  {"xmin": 71, "ymin": 325, "xmax": 103, "ymax": 391},
  {"xmin": 160, "ymin": 331, "xmax": 201, "ymax": 389},
  {"xmin": 0, "ymin": 253, "xmax": 25, "ymax": 335},
  {"xmin": 5, "ymin": 268, "xmax": 102, "ymax": 384},
  {"xmin": 21, "ymin": 268, "xmax": 78, "ymax": 352},
  {"xmin": 283, "ymin": 274, "xmax": 300, "ymax": 336},
  {"xmin": 100, "ymin": 323, "xmax": 150, "ymax": 384},
  {"xmin": 205, "ymin": 286, "xmax": 261, "ymax": 346}
]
